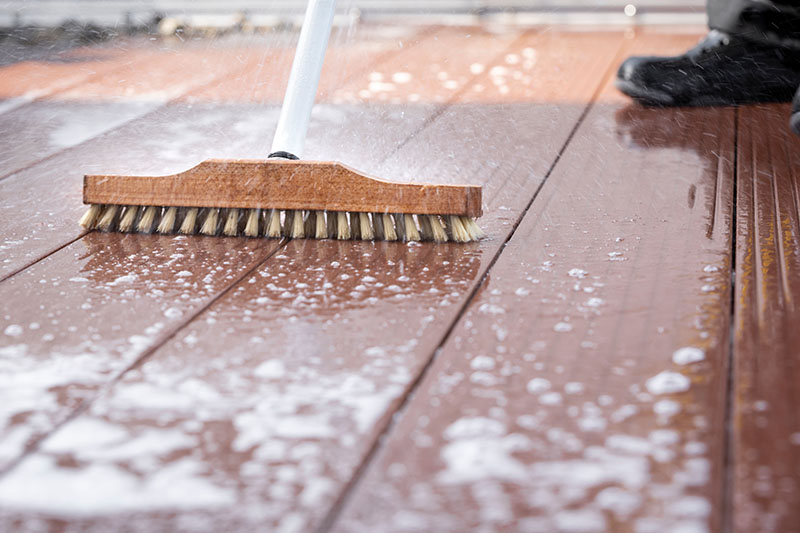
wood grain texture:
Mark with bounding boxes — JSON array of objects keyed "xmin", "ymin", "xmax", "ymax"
[
  {"xmin": 330, "ymin": 27, "xmax": 527, "ymax": 104},
  {"xmin": 84, "ymin": 158, "xmax": 483, "ymax": 216},
  {"xmin": 182, "ymin": 25, "xmax": 428, "ymax": 104},
  {"xmin": 48, "ymin": 47, "xmax": 264, "ymax": 102},
  {"xmin": 0, "ymin": 104, "xmax": 277, "ymax": 281},
  {"xmin": 0, "ymin": 239, "xmax": 485, "ymax": 532},
  {"xmin": 332, "ymin": 31, "xmax": 735, "ymax": 533},
  {"xmin": 0, "ymin": 27, "xmax": 440, "ymax": 280},
  {"xmin": 0, "ymin": 43, "xmax": 286, "ymax": 278},
  {"xmin": 0, "ymin": 28, "xmax": 625, "ymax": 531},
  {"xmin": 0, "ymin": 47, "xmax": 128, "ymax": 109},
  {"xmin": 0, "ymin": 40, "xmax": 306, "ymax": 180},
  {"xmin": 0, "ymin": 233, "xmax": 282, "ymax": 471},
  {"xmin": 732, "ymin": 104, "xmax": 800, "ymax": 533},
  {"xmin": 0, "ymin": 101, "xmax": 156, "ymax": 180}
]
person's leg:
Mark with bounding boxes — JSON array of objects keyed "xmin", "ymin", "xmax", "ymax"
[
  {"xmin": 708, "ymin": 0, "xmax": 800, "ymax": 49},
  {"xmin": 616, "ymin": 0, "xmax": 800, "ymax": 107}
]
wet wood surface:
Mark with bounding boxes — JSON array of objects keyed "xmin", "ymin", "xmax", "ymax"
[
  {"xmin": 0, "ymin": 233, "xmax": 283, "ymax": 470},
  {"xmin": 0, "ymin": 28, "xmax": 426, "ymax": 280},
  {"xmin": 0, "ymin": 25, "xmax": 624, "ymax": 531},
  {"xmin": 0, "ymin": 101, "xmax": 155, "ymax": 180},
  {"xmin": 0, "ymin": 23, "xmax": 795, "ymax": 533},
  {"xmin": 334, "ymin": 31, "xmax": 735, "ymax": 533},
  {"xmin": 732, "ymin": 104, "xmax": 800, "ymax": 533},
  {"xmin": 0, "ymin": 42, "xmax": 298, "ymax": 180},
  {"xmin": 0, "ymin": 26, "xmax": 447, "ymax": 470},
  {"xmin": 0, "ymin": 47, "xmax": 131, "ymax": 112}
]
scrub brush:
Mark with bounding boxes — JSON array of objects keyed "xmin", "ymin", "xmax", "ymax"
[{"xmin": 79, "ymin": 0, "xmax": 484, "ymax": 243}]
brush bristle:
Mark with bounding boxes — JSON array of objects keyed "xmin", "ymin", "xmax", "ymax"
[
  {"xmin": 428, "ymin": 215, "xmax": 448, "ymax": 243},
  {"xmin": 266, "ymin": 209, "xmax": 282, "ymax": 238},
  {"xmin": 136, "ymin": 206, "xmax": 159, "ymax": 233},
  {"xmin": 380, "ymin": 213, "xmax": 397, "ymax": 241},
  {"xmin": 461, "ymin": 216, "xmax": 484, "ymax": 240},
  {"xmin": 392, "ymin": 214, "xmax": 404, "ymax": 240},
  {"xmin": 96, "ymin": 205, "xmax": 119, "ymax": 231},
  {"xmin": 244, "ymin": 209, "xmax": 260, "ymax": 237},
  {"xmin": 223, "ymin": 208, "xmax": 240, "ymax": 236},
  {"xmin": 283, "ymin": 210, "xmax": 304, "ymax": 238},
  {"xmin": 157, "ymin": 207, "xmax": 178, "ymax": 234},
  {"xmin": 313, "ymin": 211, "xmax": 327, "ymax": 239},
  {"xmin": 282, "ymin": 210, "xmax": 293, "ymax": 236},
  {"xmin": 292, "ymin": 211, "xmax": 305, "ymax": 238},
  {"xmin": 350, "ymin": 212, "xmax": 361, "ymax": 240},
  {"xmin": 79, "ymin": 203, "xmax": 482, "ymax": 242},
  {"xmin": 447, "ymin": 215, "xmax": 470, "ymax": 243},
  {"xmin": 79, "ymin": 204, "xmax": 102, "ymax": 229},
  {"xmin": 118, "ymin": 206, "xmax": 139, "ymax": 232},
  {"xmin": 404, "ymin": 214, "xmax": 421, "ymax": 241},
  {"xmin": 180, "ymin": 208, "xmax": 199, "ymax": 234},
  {"xmin": 373, "ymin": 212, "xmax": 385, "ymax": 240},
  {"xmin": 336, "ymin": 211, "xmax": 351, "ymax": 240},
  {"xmin": 200, "ymin": 208, "xmax": 219, "ymax": 235},
  {"xmin": 304, "ymin": 211, "xmax": 317, "ymax": 237},
  {"xmin": 327, "ymin": 211, "xmax": 337, "ymax": 238},
  {"xmin": 418, "ymin": 215, "xmax": 433, "ymax": 241},
  {"xmin": 359, "ymin": 213, "xmax": 374, "ymax": 240}
]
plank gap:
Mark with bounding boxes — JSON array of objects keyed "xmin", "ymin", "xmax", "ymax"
[{"xmin": 722, "ymin": 105, "xmax": 740, "ymax": 533}]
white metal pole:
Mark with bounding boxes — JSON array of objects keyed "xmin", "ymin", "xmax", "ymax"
[{"xmin": 270, "ymin": 0, "xmax": 338, "ymax": 159}]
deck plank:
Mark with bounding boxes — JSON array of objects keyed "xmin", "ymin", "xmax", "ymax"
[
  {"xmin": 0, "ymin": 43, "xmax": 270, "ymax": 115},
  {"xmin": 0, "ymin": 29, "xmax": 624, "ymax": 531},
  {"xmin": 184, "ymin": 25, "xmax": 428, "ymax": 105},
  {"xmin": 0, "ymin": 95, "xmax": 438, "ymax": 474},
  {"xmin": 0, "ymin": 26, "xmax": 441, "ymax": 472},
  {"xmin": 331, "ymin": 31, "xmax": 735, "ymax": 533},
  {"xmin": 0, "ymin": 101, "xmax": 155, "ymax": 179},
  {"xmin": 732, "ymin": 104, "xmax": 800, "ymax": 533},
  {"xmin": 0, "ymin": 28, "xmax": 417, "ymax": 280},
  {"xmin": 48, "ymin": 47, "xmax": 267, "ymax": 103},
  {"xmin": 0, "ymin": 43, "xmax": 299, "ymax": 180},
  {"xmin": 0, "ymin": 47, "xmax": 130, "ymax": 114},
  {"xmin": 0, "ymin": 233, "xmax": 283, "ymax": 470},
  {"xmin": 0, "ymin": 103, "xmax": 278, "ymax": 281}
]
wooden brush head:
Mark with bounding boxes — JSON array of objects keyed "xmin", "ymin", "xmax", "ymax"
[{"xmin": 83, "ymin": 158, "xmax": 483, "ymax": 217}]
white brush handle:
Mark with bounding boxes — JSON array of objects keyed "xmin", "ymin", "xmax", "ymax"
[{"xmin": 270, "ymin": 0, "xmax": 338, "ymax": 159}]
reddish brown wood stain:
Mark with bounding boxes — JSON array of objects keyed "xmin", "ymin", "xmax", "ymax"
[
  {"xmin": 0, "ymin": 47, "xmax": 126, "ymax": 100},
  {"xmin": 331, "ymin": 28, "xmax": 526, "ymax": 104},
  {"xmin": 0, "ymin": 239, "xmax": 487, "ymax": 531},
  {"xmin": 335, "ymin": 32, "xmax": 735, "ymax": 533},
  {"xmin": 2, "ymin": 24, "xmax": 795, "ymax": 533},
  {"xmin": 733, "ymin": 104, "xmax": 800, "ymax": 533},
  {"xmin": 0, "ymin": 232, "xmax": 281, "ymax": 471},
  {"xmin": 0, "ymin": 27, "xmax": 468, "ymax": 279},
  {"xmin": 182, "ymin": 25, "xmax": 428, "ymax": 104},
  {"xmin": 0, "ymin": 26, "xmax": 629, "ymax": 531},
  {"xmin": 0, "ymin": 101, "xmax": 157, "ymax": 179}
]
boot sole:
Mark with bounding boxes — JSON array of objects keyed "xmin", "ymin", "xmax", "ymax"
[
  {"xmin": 615, "ymin": 79, "xmax": 675, "ymax": 106},
  {"xmin": 618, "ymin": 77, "xmax": 798, "ymax": 109}
]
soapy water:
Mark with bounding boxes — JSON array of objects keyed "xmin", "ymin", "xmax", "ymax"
[{"xmin": 0, "ymin": 4, "xmax": 745, "ymax": 532}]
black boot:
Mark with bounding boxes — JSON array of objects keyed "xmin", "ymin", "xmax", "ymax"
[{"xmin": 616, "ymin": 30, "xmax": 800, "ymax": 107}]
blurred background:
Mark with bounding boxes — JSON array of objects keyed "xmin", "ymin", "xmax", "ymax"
[{"xmin": 1, "ymin": 1, "xmax": 706, "ymax": 32}]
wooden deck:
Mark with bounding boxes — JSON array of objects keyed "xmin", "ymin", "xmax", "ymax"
[{"xmin": 0, "ymin": 24, "xmax": 798, "ymax": 533}]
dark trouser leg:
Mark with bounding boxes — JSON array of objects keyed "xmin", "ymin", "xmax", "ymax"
[{"xmin": 708, "ymin": 0, "xmax": 800, "ymax": 49}]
